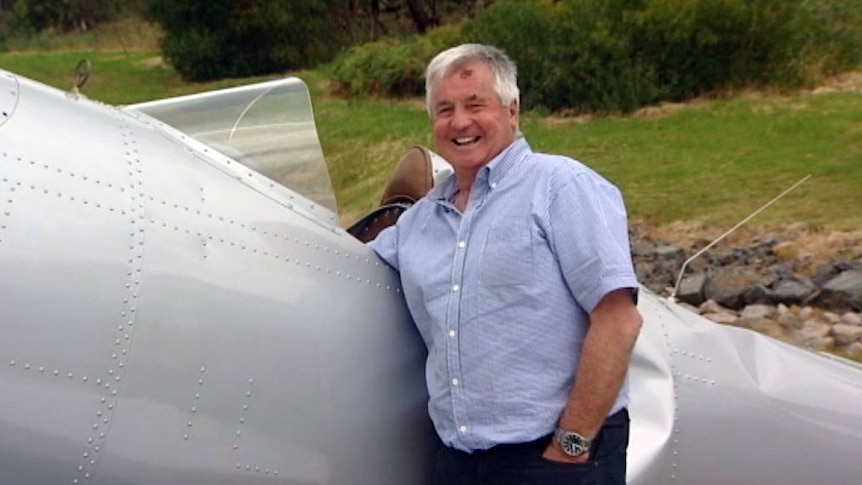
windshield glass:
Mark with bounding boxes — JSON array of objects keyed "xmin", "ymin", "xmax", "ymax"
[{"xmin": 129, "ymin": 78, "xmax": 337, "ymax": 213}]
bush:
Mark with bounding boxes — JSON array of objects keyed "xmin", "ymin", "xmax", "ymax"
[
  {"xmin": 330, "ymin": 24, "xmax": 463, "ymax": 99},
  {"xmin": 145, "ymin": 0, "xmax": 335, "ymax": 82},
  {"xmin": 329, "ymin": 0, "xmax": 862, "ymax": 113}
]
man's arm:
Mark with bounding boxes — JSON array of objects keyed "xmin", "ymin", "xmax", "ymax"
[{"xmin": 542, "ymin": 288, "xmax": 642, "ymax": 463}]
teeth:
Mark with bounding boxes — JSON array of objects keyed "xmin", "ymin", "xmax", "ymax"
[{"xmin": 455, "ymin": 137, "xmax": 478, "ymax": 145}]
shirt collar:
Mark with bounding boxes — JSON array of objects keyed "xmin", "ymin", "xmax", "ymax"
[{"xmin": 429, "ymin": 137, "xmax": 532, "ymax": 203}]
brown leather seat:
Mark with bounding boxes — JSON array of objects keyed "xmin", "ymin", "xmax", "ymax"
[
  {"xmin": 379, "ymin": 145, "xmax": 434, "ymax": 206},
  {"xmin": 348, "ymin": 146, "xmax": 435, "ymax": 243}
]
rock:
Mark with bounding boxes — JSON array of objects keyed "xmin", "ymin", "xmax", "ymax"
[
  {"xmin": 699, "ymin": 299, "xmax": 730, "ymax": 315},
  {"xmin": 803, "ymin": 337, "xmax": 836, "ymax": 351},
  {"xmin": 831, "ymin": 324, "xmax": 862, "ymax": 345},
  {"xmin": 677, "ymin": 273, "xmax": 707, "ymax": 306},
  {"xmin": 818, "ymin": 270, "xmax": 862, "ymax": 311},
  {"xmin": 704, "ymin": 267, "xmax": 774, "ymax": 310},
  {"xmin": 798, "ymin": 321, "xmax": 831, "ymax": 340},
  {"xmin": 845, "ymin": 342, "xmax": 862, "ymax": 359},
  {"xmin": 740, "ymin": 304, "xmax": 777, "ymax": 320},
  {"xmin": 778, "ymin": 311, "xmax": 802, "ymax": 330},
  {"xmin": 771, "ymin": 278, "xmax": 817, "ymax": 305},
  {"xmin": 747, "ymin": 320, "xmax": 784, "ymax": 340},
  {"xmin": 655, "ymin": 243, "xmax": 685, "ymax": 262},
  {"xmin": 840, "ymin": 312, "xmax": 862, "ymax": 326},
  {"xmin": 823, "ymin": 311, "xmax": 841, "ymax": 324},
  {"xmin": 703, "ymin": 312, "xmax": 738, "ymax": 325}
]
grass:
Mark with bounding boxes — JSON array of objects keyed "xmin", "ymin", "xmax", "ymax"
[{"xmin": 2, "ymin": 45, "xmax": 860, "ymax": 234}]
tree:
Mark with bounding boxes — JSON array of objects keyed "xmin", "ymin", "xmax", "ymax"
[{"xmin": 145, "ymin": 0, "xmax": 333, "ymax": 81}]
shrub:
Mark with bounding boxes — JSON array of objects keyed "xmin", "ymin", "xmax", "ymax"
[
  {"xmin": 144, "ymin": 0, "xmax": 335, "ymax": 82},
  {"xmin": 329, "ymin": 0, "xmax": 862, "ymax": 113},
  {"xmin": 330, "ymin": 24, "xmax": 463, "ymax": 99}
]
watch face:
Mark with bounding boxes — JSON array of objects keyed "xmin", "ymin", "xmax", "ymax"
[{"xmin": 557, "ymin": 430, "xmax": 589, "ymax": 456}]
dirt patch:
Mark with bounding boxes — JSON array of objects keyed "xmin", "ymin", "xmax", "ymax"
[{"xmin": 632, "ymin": 219, "xmax": 862, "ymax": 271}]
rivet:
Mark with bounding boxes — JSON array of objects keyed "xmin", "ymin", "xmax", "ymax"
[{"xmin": 183, "ymin": 434, "xmax": 189, "ymax": 440}]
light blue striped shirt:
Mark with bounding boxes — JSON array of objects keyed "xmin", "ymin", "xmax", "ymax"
[{"xmin": 369, "ymin": 138, "xmax": 638, "ymax": 452}]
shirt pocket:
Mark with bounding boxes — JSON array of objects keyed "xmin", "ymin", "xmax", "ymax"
[{"xmin": 479, "ymin": 219, "xmax": 535, "ymax": 287}]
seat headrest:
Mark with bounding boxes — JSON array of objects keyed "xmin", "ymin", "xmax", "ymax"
[{"xmin": 380, "ymin": 146, "xmax": 434, "ymax": 205}]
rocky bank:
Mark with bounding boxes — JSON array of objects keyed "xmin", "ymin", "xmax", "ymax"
[{"xmin": 631, "ymin": 224, "xmax": 862, "ymax": 360}]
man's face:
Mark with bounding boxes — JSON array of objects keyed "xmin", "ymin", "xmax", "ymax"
[{"xmin": 430, "ymin": 61, "xmax": 518, "ymax": 178}]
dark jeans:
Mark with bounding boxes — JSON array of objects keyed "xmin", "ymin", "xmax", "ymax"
[{"xmin": 433, "ymin": 409, "xmax": 629, "ymax": 485}]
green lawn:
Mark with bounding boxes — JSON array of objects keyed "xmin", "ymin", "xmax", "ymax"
[{"xmin": 2, "ymin": 49, "xmax": 860, "ymax": 233}]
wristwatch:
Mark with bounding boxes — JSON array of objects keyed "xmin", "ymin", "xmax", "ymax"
[{"xmin": 554, "ymin": 427, "xmax": 591, "ymax": 456}]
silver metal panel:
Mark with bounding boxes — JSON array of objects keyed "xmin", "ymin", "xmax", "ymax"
[
  {"xmin": 628, "ymin": 292, "xmax": 862, "ymax": 484},
  {"xmin": 0, "ymin": 70, "xmax": 434, "ymax": 485}
]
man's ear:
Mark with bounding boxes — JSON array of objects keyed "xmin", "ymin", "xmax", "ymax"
[{"xmin": 508, "ymin": 101, "xmax": 519, "ymax": 130}]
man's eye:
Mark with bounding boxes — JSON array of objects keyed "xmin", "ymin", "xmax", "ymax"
[{"xmin": 436, "ymin": 107, "xmax": 453, "ymax": 117}]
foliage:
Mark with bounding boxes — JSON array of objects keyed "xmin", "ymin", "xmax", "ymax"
[
  {"xmin": 330, "ymin": 0, "xmax": 862, "ymax": 113},
  {"xmin": 4, "ymin": 0, "xmax": 135, "ymax": 35},
  {"xmin": 329, "ymin": 24, "xmax": 463, "ymax": 99},
  {"xmin": 143, "ymin": 0, "xmax": 333, "ymax": 81}
]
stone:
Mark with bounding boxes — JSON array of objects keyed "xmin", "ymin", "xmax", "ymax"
[
  {"xmin": 802, "ymin": 336, "xmax": 835, "ymax": 351},
  {"xmin": 703, "ymin": 312, "xmax": 738, "ymax": 325},
  {"xmin": 798, "ymin": 321, "xmax": 831, "ymax": 340},
  {"xmin": 771, "ymin": 278, "xmax": 817, "ymax": 305},
  {"xmin": 840, "ymin": 312, "xmax": 862, "ymax": 326},
  {"xmin": 743, "ymin": 285, "xmax": 773, "ymax": 305},
  {"xmin": 831, "ymin": 324, "xmax": 862, "ymax": 345},
  {"xmin": 778, "ymin": 311, "xmax": 802, "ymax": 330},
  {"xmin": 844, "ymin": 342, "xmax": 862, "ymax": 359},
  {"xmin": 704, "ymin": 267, "xmax": 774, "ymax": 310},
  {"xmin": 676, "ymin": 273, "xmax": 707, "ymax": 306},
  {"xmin": 699, "ymin": 299, "xmax": 730, "ymax": 315},
  {"xmin": 740, "ymin": 304, "xmax": 777, "ymax": 320},
  {"xmin": 819, "ymin": 270, "xmax": 862, "ymax": 311}
]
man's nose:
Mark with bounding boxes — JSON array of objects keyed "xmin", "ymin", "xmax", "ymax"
[{"xmin": 451, "ymin": 106, "xmax": 472, "ymax": 129}]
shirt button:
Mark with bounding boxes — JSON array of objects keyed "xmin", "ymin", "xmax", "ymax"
[
  {"xmin": 458, "ymin": 241, "xmax": 466, "ymax": 248},
  {"xmin": 459, "ymin": 426, "xmax": 467, "ymax": 433},
  {"xmin": 490, "ymin": 182, "xmax": 497, "ymax": 189},
  {"xmin": 448, "ymin": 330, "xmax": 456, "ymax": 338},
  {"xmin": 452, "ymin": 284, "xmax": 459, "ymax": 292},
  {"xmin": 452, "ymin": 378, "xmax": 459, "ymax": 386}
]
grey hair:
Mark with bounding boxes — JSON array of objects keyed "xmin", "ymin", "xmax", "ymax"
[{"xmin": 424, "ymin": 43, "xmax": 520, "ymax": 117}]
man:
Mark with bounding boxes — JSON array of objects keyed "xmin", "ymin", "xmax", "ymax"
[{"xmin": 369, "ymin": 43, "xmax": 642, "ymax": 484}]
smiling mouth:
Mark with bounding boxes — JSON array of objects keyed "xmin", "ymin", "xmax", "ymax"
[{"xmin": 453, "ymin": 136, "xmax": 480, "ymax": 146}]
